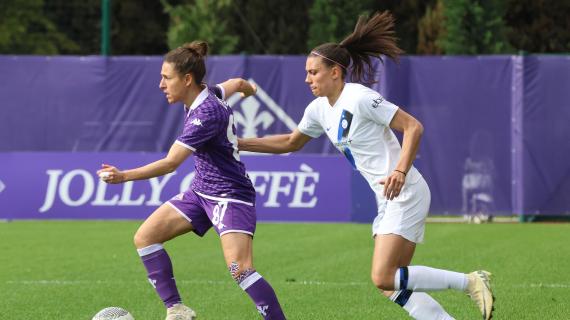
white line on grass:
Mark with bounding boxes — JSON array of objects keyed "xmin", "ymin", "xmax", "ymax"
[
  {"xmin": 5, "ymin": 280, "xmax": 570, "ymax": 288},
  {"xmin": 513, "ymin": 283, "xmax": 570, "ymax": 288},
  {"xmin": 4, "ymin": 279, "xmax": 367, "ymax": 286}
]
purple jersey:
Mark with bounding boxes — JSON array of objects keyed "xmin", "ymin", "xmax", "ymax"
[{"xmin": 175, "ymin": 86, "xmax": 255, "ymax": 203}]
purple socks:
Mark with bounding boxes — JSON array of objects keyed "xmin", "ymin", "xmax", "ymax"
[
  {"xmin": 138, "ymin": 244, "xmax": 285, "ymax": 319},
  {"xmin": 238, "ymin": 270, "xmax": 286, "ymax": 319},
  {"xmin": 138, "ymin": 244, "xmax": 181, "ymax": 308}
]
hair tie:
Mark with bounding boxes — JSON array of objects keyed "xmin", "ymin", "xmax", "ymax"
[{"xmin": 310, "ymin": 51, "xmax": 348, "ymax": 70}]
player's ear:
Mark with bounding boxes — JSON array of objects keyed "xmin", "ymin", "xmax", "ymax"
[
  {"xmin": 184, "ymin": 73, "xmax": 194, "ymax": 87},
  {"xmin": 331, "ymin": 65, "xmax": 342, "ymax": 80}
]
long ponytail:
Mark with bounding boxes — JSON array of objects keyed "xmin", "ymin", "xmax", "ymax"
[{"xmin": 310, "ymin": 11, "xmax": 403, "ymax": 84}]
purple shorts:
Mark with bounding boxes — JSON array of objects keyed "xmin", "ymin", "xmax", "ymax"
[{"xmin": 167, "ymin": 190, "xmax": 256, "ymax": 237}]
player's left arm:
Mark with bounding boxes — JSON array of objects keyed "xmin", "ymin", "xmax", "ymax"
[
  {"xmin": 238, "ymin": 128, "xmax": 312, "ymax": 154},
  {"xmin": 97, "ymin": 143, "xmax": 192, "ymax": 184},
  {"xmin": 218, "ymin": 78, "xmax": 257, "ymax": 98},
  {"xmin": 382, "ymin": 108, "xmax": 424, "ymax": 200}
]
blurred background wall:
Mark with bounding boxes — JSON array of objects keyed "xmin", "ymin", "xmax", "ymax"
[{"xmin": 1, "ymin": 0, "xmax": 569, "ymax": 220}]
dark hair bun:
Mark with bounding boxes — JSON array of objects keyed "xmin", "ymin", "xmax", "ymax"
[{"xmin": 183, "ymin": 41, "xmax": 209, "ymax": 57}]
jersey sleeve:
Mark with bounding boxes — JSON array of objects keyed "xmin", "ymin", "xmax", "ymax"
[
  {"xmin": 175, "ymin": 105, "xmax": 224, "ymax": 151},
  {"xmin": 210, "ymin": 84, "xmax": 225, "ymax": 100},
  {"xmin": 297, "ymin": 101, "xmax": 324, "ymax": 138},
  {"xmin": 358, "ymin": 91, "xmax": 399, "ymax": 127}
]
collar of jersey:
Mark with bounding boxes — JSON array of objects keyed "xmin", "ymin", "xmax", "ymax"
[
  {"xmin": 329, "ymin": 82, "xmax": 349, "ymax": 108},
  {"xmin": 186, "ymin": 85, "xmax": 210, "ymax": 113}
]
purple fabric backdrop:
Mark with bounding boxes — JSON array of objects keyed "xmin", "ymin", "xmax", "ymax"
[
  {"xmin": 519, "ymin": 56, "xmax": 570, "ymax": 215},
  {"xmin": 379, "ymin": 57, "xmax": 514, "ymax": 215},
  {"xmin": 1, "ymin": 55, "xmax": 569, "ymax": 217}
]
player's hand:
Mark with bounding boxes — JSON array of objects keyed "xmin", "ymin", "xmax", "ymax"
[
  {"xmin": 96, "ymin": 164, "xmax": 125, "ymax": 184},
  {"xmin": 379, "ymin": 170, "xmax": 406, "ymax": 200},
  {"xmin": 240, "ymin": 82, "xmax": 257, "ymax": 98}
]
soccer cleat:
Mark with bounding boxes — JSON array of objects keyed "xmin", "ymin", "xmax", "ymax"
[
  {"xmin": 165, "ymin": 304, "xmax": 197, "ymax": 320},
  {"xmin": 465, "ymin": 270, "xmax": 494, "ymax": 320}
]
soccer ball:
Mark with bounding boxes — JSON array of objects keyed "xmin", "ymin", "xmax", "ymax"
[{"xmin": 92, "ymin": 307, "xmax": 135, "ymax": 320}]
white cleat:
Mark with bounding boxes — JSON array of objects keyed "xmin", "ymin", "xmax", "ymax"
[
  {"xmin": 166, "ymin": 304, "xmax": 197, "ymax": 320},
  {"xmin": 465, "ymin": 270, "xmax": 495, "ymax": 320}
]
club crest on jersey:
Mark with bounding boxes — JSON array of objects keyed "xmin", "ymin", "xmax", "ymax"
[
  {"xmin": 341, "ymin": 119, "xmax": 349, "ymax": 129},
  {"xmin": 190, "ymin": 118, "xmax": 203, "ymax": 126},
  {"xmin": 372, "ymin": 97, "xmax": 385, "ymax": 108}
]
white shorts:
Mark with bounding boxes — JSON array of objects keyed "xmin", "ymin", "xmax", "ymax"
[{"xmin": 372, "ymin": 176, "xmax": 431, "ymax": 243}]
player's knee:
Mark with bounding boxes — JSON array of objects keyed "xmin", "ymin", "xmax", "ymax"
[
  {"xmin": 133, "ymin": 230, "xmax": 151, "ymax": 248},
  {"xmin": 228, "ymin": 261, "xmax": 255, "ymax": 284},
  {"xmin": 371, "ymin": 268, "xmax": 396, "ymax": 290}
]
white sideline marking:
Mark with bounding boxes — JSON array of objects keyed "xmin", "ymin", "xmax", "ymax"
[
  {"xmin": 282, "ymin": 280, "xmax": 367, "ymax": 286},
  {"xmin": 5, "ymin": 279, "xmax": 367, "ymax": 286},
  {"xmin": 6, "ymin": 280, "xmax": 570, "ymax": 289},
  {"xmin": 514, "ymin": 283, "xmax": 570, "ymax": 288}
]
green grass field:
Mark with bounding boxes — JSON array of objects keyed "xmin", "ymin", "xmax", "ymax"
[{"xmin": 1, "ymin": 221, "xmax": 569, "ymax": 319}]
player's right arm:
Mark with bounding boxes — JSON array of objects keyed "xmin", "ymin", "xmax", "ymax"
[
  {"xmin": 238, "ymin": 129, "xmax": 312, "ymax": 154},
  {"xmin": 218, "ymin": 78, "xmax": 257, "ymax": 98},
  {"xmin": 97, "ymin": 143, "xmax": 192, "ymax": 184}
]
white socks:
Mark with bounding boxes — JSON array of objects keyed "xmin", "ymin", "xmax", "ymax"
[
  {"xmin": 391, "ymin": 290, "xmax": 455, "ymax": 320},
  {"xmin": 394, "ymin": 266, "xmax": 468, "ymax": 292},
  {"xmin": 388, "ymin": 266, "xmax": 466, "ymax": 319}
]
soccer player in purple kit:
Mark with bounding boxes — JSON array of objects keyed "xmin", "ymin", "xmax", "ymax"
[{"xmin": 97, "ymin": 41, "xmax": 286, "ymax": 320}]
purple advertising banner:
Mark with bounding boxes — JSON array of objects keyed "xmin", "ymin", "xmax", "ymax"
[
  {"xmin": 1, "ymin": 55, "xmax": 569, "ymax": 216},
  {"xmin": 0, "ymin": 153, "xmax": 355, "ymax": 221}
]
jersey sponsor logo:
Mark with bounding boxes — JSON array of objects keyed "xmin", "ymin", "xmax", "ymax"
[
  {"xmin": 226, "ymin": 79, "xmax": 297, "ymax": 141},
  {"xmin": 190, "ymin": 118, "xmax": 203, "ymax": 126},
  {"xmin": 372, "ymin": 97, "xmax": 384, "ymax": 109},
  {"xmin": 334, "ymin": 139, "xmax": 352, "ymax": 148}
]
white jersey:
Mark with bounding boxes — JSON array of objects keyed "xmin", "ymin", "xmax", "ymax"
[{"xmin": 298, "ymin": 83, "xmax": 421, "ymax": 194}]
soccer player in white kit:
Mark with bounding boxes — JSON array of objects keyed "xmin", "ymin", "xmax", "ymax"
[{"xmin": 239, "ymin": 12, "xmax": 494, "ymax": 320}]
